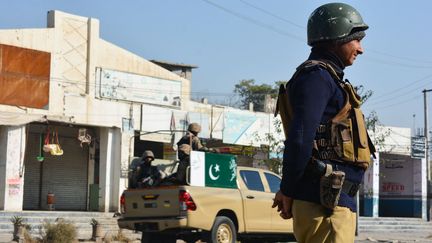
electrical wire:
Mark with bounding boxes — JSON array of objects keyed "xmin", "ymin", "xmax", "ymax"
[
  {"xmin": 367, "ymin": 73, "xmax": 432, "ymax": 103},
  {"xmin": 200, "ymin": 0, "xmax": 304, "ymax": 42},
  {"xmin": 236, "ymin": 1, "xmax": 432, "ymax": 65},
  {"xmin": 363, "ymin": 56, "xmax": 432, "ymax": 69},
  {"xmin": 238, "ymin": 0, "xmax": 305, "ymax": 29},
  {"xmin": 367, "ymin": 95, "xmax": 420, "ymax": 110}
]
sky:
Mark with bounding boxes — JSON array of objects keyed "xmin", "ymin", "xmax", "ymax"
[{"xmin": 1, "ymin": 0, "xmax": 432, "ymax": 133}]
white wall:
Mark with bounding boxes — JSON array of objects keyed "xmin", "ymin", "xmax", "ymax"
[
  {"xmin": 0, "ymin": 10, "xmax": 190, "ymax": 130},
  {"xmin": 370, "ymin": 126, "xmax": 411, "ymax": 155},
  {"xmin": 98, "ymin": 127, "xmax": 122, "ymax": 212},
  {"xmin": 0, "ymin": 126, "xmax": 26, "ymax": 211},
  {"xmin": 0, "ymin": 10, "xmax": 194, "ymax": 212}
]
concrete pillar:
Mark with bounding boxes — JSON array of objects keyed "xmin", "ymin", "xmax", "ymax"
[
  {"xmin": 116, "ymin": 132, "xmax": 133, "ymax": 208},
  {"xmin": 362, "ymin": 153, "xmax": 380, "ymax": 217},
  {"xmin": 86, "ymin": 17, "xmax": 100, "ymax": 96},
  {"xmin": 0, "ymin": 126, "xmax": 26, "ymax": 211},
  {"xmin": 419, "ymin": 158, "xmax": 428, "ymax": 220},
  {"xmin": 99, "ymin": 127, "xmax": 121, "ymax": 212}
]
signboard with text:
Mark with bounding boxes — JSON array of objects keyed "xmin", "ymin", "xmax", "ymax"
[
  {"xmin": 97, "ymin": 68, "xmax": 182, "ymax": 107},
  {"xmin": 411, "ymin": 136, "xmax": 425, "ymax": 159}
]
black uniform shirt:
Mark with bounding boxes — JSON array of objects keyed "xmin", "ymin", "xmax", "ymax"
[{"xmin": 280, "ymin": 48, "xmax": 365, "ymax": 212}]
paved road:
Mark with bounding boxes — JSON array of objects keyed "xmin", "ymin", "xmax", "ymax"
[
  {"xmin": 1, "ymin": 232, "xmax": 431, "ymax": 243},
  {"xmin": 355, "ymin": 232, "xmax": 432, "ymax": 243}
]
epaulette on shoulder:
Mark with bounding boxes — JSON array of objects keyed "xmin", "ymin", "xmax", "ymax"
[{"xmin": 294, "ymin": 60, "xmax": 340, "ymax": 81}]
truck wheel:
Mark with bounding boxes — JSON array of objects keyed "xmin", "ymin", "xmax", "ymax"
[
  {"xmin": 141, "ymin": 232, "xmax": 176, "ymax": 243},
  {"xmin": 207, "ymin": 216, "xmax": 237, "ymax": 243}
]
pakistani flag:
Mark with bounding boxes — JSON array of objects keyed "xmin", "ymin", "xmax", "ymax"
[{"xmin": 190, "ymin": 151, "xmax": 237, "ymax": 189}]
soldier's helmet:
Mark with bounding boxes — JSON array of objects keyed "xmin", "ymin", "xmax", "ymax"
[
  {"xmin": 307, "ymin": 2, "xmax": 368, "ymax": 46},
  {"xmin": 188, "ymin": 123, "xmax": 201, "ymax": 133},
  {"xmin": 142, "ymin": 150, "xmax": 155, "ymax": 160}
]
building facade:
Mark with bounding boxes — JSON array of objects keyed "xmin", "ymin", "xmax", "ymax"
[
  {"xmin": 0, "ymin": 10, "xmax": 282, "ymax": 213},
  {"xmin": 0, "ymin": 10, "xmax": 428, "ymax": 220},
  {"xmin": 0, "ymin": 10, "xmax": 192, "ymax": 212}
]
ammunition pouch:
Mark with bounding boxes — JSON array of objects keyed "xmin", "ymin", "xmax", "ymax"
[
  {"xmin": 320, "ymin": 170, "xmax": 345, "ymax": 209},
  {"xmin": 316, "ymin": 93, "xmax": 374, "ymax": 169}
]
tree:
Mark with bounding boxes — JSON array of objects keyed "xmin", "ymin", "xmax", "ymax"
[
  {"xmin": 354, "ymin": 84, "xmax": 373, "ymax": 104},
  {"xmin": 233, "ymin": 79, "xmax": 281, "ymax": 112},
  {"xmin": 253, "ymin": 118, "xmax": 285, "ymax": 173},
  {"xmin": 365, "ymin": 110, "xmax": 391, "ymax": 152},
  {"xmin": 354, "ymin": 85, "xmax": 391, "ymax": 149}
]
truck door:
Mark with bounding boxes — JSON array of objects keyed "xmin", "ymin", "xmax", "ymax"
[
  {"xmin": 263, "ymin": 172, "xmax": 294, "ymax": 232},
  {"xmin": 239, "ymin": 169, "xmax": 272, "ymax": 232}
]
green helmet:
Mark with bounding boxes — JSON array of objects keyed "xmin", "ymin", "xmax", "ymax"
[
  {"xmin": 142, "ymin": 150, "xmax": 154, "ymax": 160},
  {"xmin": 307, "ymin": 3, "xmax": 368, "ymax": 46}
]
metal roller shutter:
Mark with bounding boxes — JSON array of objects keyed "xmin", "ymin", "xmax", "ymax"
[
  {"xmin": 23, "ymin": 133, "xmax": 41, "ymax": 210},
  {"xmin": 24, "ymin": 132, "xmax": 89, "ymax": 210}
]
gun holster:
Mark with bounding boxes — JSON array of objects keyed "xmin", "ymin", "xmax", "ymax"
[
  {"xmin": 306, "ymin": 159, "xmax": 333, "ymax": 177},
  {"xmin": 320, "ymin": 170, "xmax": 345, "ymax": 209}
]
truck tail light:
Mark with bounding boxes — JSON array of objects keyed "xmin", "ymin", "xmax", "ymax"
[
  {"xmin": 120, "ymin": 193, "xmax": 126, "ymax": 214},
  {"xmin": 179, "ymin": 190, "xmax": 196, "ymax": 211}
]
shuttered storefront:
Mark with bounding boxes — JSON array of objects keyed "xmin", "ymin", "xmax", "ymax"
[{"xmin": 23, "ymin": 131, "xmax": 89, "ymax": 210}]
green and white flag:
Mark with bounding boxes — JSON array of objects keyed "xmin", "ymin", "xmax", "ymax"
[{"xmin": 190, "ymin": 151, "xmax": 237, "ymax": 189}]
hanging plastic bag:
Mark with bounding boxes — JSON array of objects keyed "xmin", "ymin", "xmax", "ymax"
[
  {"xmin": 43, "ymin": 128, "xmax": 56, "ymax": 153},
  {"xmin": 50, "ymin": 129, "xmax": 64, "ymax": 156}
]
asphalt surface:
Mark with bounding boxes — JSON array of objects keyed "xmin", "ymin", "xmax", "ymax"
[
  {"xmin": 355, "ymin": 232, "xmax": 432, "ymax": 243},
  {"xmin": 1, "ymin": 232, "xmax": 431, "ymax": 243}
]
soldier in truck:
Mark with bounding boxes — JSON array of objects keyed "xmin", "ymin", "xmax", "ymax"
[
  {"xmin": 132, "ymin": 150, "xmax": 163, "ymax": 188},
  {"xmin": 177, "ymin": 123, "xmax": 217, "ymax": 153}
]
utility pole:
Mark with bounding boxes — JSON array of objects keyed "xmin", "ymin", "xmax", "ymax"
[
  {"xmin": 423, "ymin": 89, "xmax": 432, "ymax": 221},
  {"xmin": 424, "ymin": 89, "xmax": 432, "ymax": 180}
]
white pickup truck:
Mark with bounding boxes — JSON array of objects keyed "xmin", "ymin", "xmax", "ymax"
[{"xmin": 118, "ymin": 152, "xmax": 294, "ymax": 243}]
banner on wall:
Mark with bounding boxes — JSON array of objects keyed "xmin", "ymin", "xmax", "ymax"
[
  {"xmin": 98, "ymin": 68, "xmax": 182, "ymax": 107},
  {"xmin": 188, "ymin": 112, "xmax": 210, "ymax": 139},
  {"xmin": 140, "ymin": 105, "xmax": 173, "ymax": 143},
  {"xmin": 222, "ymin": 110, "xmax": 271, "ymax": 146},
  {"xmin": 380, "ymin": 155, "xmax": 413, "ymax": 196}
]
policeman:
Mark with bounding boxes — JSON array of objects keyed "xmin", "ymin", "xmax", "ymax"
[
  {"xmin": 272, "ymin": 3, "xmax": 374, "ymax": 243},
  {"xmin": 177, "ymin": 123, "xmax": 215, "ymax": 152},
  {"xmin": 134, "ymin": 150, "xmax": 162, "ymax": 188}
]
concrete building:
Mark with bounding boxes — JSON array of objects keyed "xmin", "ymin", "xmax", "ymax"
[
  {"xmin": 0, "ymin": 10, "xmax": 192, "ymax": 212},
  {"xmin": 361, "ymin": 126, "xmax": 427, "ymax": 219},
  {"xmin": 0, "ymin": 10, "xmax": 281, "ymax": 213},
  {"xmin": 0, "ymin": 10, "xmax": 427, "ymax": 222}
]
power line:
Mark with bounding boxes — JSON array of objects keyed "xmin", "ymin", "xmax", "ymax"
[
  {"xmin": 368, "ymin": 49, "xmax": 432, "ymax": 64},
  {"xmin": 238, "ymin": 0, "xmax": 305, "ymax": 29},
  {"xmin": 0, "ymin": 72, "xmax": 242, "ymax": 97},
  {"xmin": 200, "ymin": 0, "xmax": 304, "ymax": 42},
  {"xmin": 363, "ymin": 56, "xmax": 432, "ymax": 69},
  {"xmin": 234, "ymin": 0, "xmax": 432, "ymax": 65},
  {"xmin": 368, "ymin": 95, "xmax": 420, "ymax": 110},
  {"xmin": 367, "ymin": 73, "xmax": 432, "ymax": 102},
  {"xmin": 366, "ymin": 74, "xmax": 432, "ymax": 106}
]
